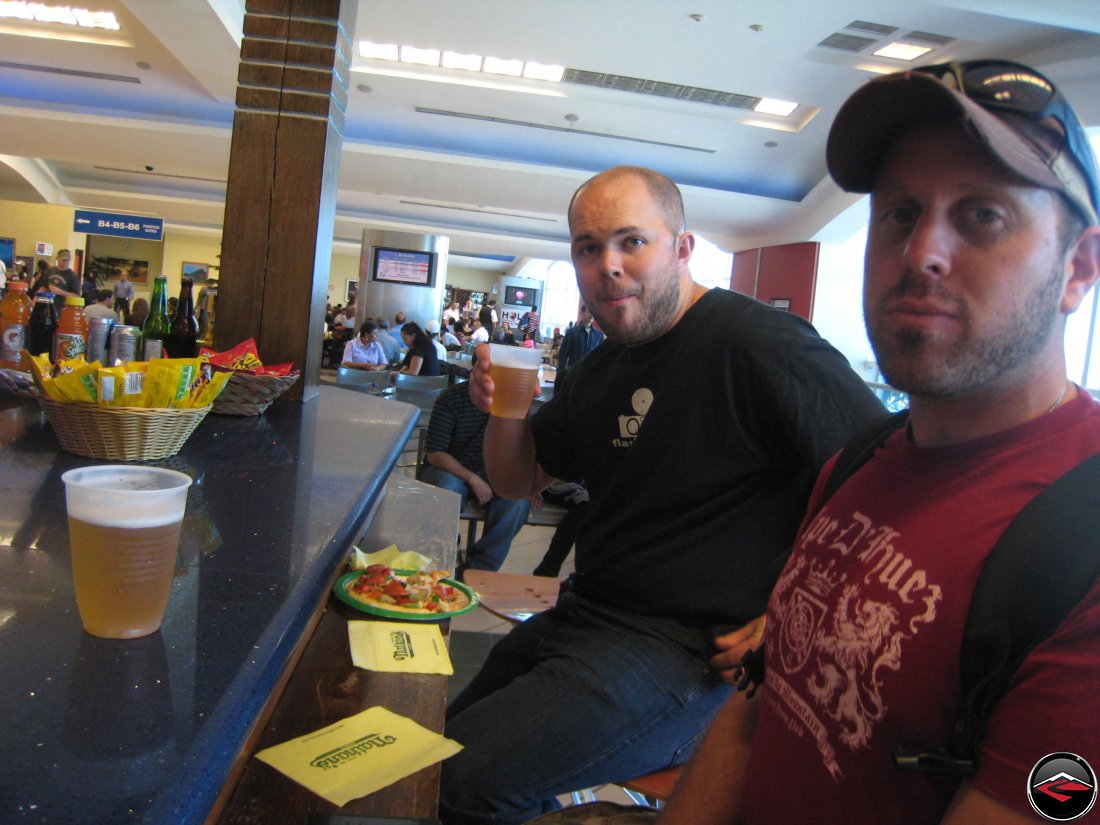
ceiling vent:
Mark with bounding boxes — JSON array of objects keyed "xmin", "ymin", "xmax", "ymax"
[
  {"xmin": 904, "ymin": 30, "xmax": 955, "ymax": 46},
  {"xmin": 0, "ymin": 60, "xmax": 140, "ymax": 84},
  {"xmin": 845, "ymin": 20, "xmax": 899, "ymax": 36},
  {"xmin": 817, "ymin": 33, "xmax": 877, "ymax": 53},
  {"xmin": 562, "ymin": 68, "xmax": 760, "ymax": 110},
  {"xmin": 414, "ymin": 107, "xmax": 716, "ymax": 153}
]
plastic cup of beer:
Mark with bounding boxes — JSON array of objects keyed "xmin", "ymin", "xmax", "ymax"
[
  {"xmin": 61, "ymin": 465, "xmax": 193, "ymax": 639},
  {"xmin": 488, "ymin": 343, "xmax": 543, "ymax": 419}
]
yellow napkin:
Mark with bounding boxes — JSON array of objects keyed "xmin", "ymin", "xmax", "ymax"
[
  {"xmin": 348, "ymin": 620, "xmax": 454, "ymax": 675},
  {"xmin": 255, "ymin": 706, "xmax": 462, "ymax": 806},
  {"xmin": 350, "ymin": 543, "xmax": 434, "ymax": 572}
]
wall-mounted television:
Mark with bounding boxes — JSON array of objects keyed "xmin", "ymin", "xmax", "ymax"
[
  {"xmin": 0, "ymin": 237, "xmax": 14, "ymax": 270},
  {"xmin": 371, "ymin": 247, "xmax": 437, "ymax": 288},
  {"xmin": 504, "ymin": 285, "xmax": 539, "ymax": 309}
]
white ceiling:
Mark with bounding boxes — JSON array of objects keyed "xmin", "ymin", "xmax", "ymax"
[{"xmin": 1, "ymin": 0, "xmax": 1099, "ymax": 273}]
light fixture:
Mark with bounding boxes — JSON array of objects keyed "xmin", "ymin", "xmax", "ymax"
[
  {"xmin": 400, "ymin": 45, "xmax": 440, "ymax": 67},
  {"xmin": 0, "ymin": 2, "xmax": 118, "ymax": 29},
  {"xmin": 754, "ymin": 98, "xmax": 798, "ymax": 117},
  {"xmin": 483, "ymin": 56, "xmax": 523, "ymax": 77},
  {"xmin": 873, "ymin": 42, "xmax": 932, "ymax": 61},
  {"xmin": 359, "ymin": 41, "xmax": 399, "ymax": 61},
  {"xmin": 442, "ymin": 50, "xmax": 482, "ymax": 72},
  {"xmin": 523, "ymin": 61, "xmax": 565, "ymax": 82}
]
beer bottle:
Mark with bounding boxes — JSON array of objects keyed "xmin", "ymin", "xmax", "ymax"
[
  {"xmin": 0, "ymin": 281, "xmax": 32, "ymax": 370},
  {"xmin": 53, "ymin": 296, "xmax": 89, "ymax": 362},
  {"xmin": 166, "ymin": 277, "xmax": 198, "ymax": 358},
  {"xmin": 28, "ymin": 293, "xmax": 58, "ymax": 359},
  {"xmin": 143, "ymin": 274, "xmax": 171, "ymax": 359}
]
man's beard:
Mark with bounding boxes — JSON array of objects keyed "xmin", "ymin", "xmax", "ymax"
[{"xmin": 868, "ymin": 264, "xmax": 1065, "ymax": 398}]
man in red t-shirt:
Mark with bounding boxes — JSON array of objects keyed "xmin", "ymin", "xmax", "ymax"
[{"xmin": 658, "ymin": 60, "xmax": 1100, "ymax": 825}]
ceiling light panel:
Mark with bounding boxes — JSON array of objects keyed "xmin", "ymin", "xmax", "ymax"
[
  {"xmin": 0, "ymin": 2, "xmax": 118, "ymax": 29},
  {"xmin": 359, "ymin": 41, "xmax": 398, "ymax": 60},
  {"xmin": 483, "ymin": 56, "xmax": 523, "ymax": 77},
  {"xmin": 400, "ymin": 45, "xmax": 440, "ymax": 66},
  {"xmin": 523, "ymin": 61, "xmax": 564, "ymax": 82},
  {"xmin": 754, "ymin": 98, "xmax": 798, "ymax": 116},
  {"xmin": 873, "ymin": 42, "xmax": 932, "ymax": 61},
  {"xmin": 442, "ymin": 51, "xmax": 482, "ymax": 71}
]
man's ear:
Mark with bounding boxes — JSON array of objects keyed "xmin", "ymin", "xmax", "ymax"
[
  {"xmin": 1061, "ymin": 227, "xmax": 1100, "ymax": 314},
  {"xmin": 677, "ymin": 230, "xmax": 695, "ymax": 265}
]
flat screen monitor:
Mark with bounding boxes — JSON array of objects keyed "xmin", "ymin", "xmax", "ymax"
[
  {"xmin": 371, "ymin": 247, "xmax": 437, "ymax": 288},
  {"xmin": 504, "ymin": 285, "xmax": 538, "ymax": 309},
  {"xmin": 0, "ymin": 237, "xmax": 14, "ymax": 270}
]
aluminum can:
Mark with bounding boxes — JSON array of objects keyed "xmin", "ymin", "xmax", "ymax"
[
  {"xmin": 108, "ymin": 324, "xmax": 142, "ymax": 365},
  {"xmin": 87, "ymin": 316, "xmax": 114, "ymax": 365}
]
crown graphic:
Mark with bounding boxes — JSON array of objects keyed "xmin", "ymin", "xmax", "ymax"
[{"xmin": 804, "ymin": 560, "xmax": 843, "ymax": 598}]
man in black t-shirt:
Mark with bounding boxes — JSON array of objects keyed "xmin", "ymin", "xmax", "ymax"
[
  {"xmin": 439, "ymin": 167, "xmax": 883, "ymax": 825},
  {"xmin": 46, "ymin": 249, "xmax": 81, "ymax": 304}
]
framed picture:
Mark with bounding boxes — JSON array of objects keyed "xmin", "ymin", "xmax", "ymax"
[
  {"xmin": 104, "ymin": 257, "xmax": 149, "ymax": 285},
  {"xmin": 345, "ymin": 280, "xmax": 358, "ymax": 304},
  {"xmin": 182, "ymin": 261, "xmax": 211, "ymax": 282}
]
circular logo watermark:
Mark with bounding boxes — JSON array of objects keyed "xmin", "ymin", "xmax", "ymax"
[{"xmin": 1028, "ymin": 752, "xmax": 1097, "ymax": 821}]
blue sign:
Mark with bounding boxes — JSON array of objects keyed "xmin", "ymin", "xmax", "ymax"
[{"xmin": 74, "ymin": 209, "xmax": 163, "ymax": 241}]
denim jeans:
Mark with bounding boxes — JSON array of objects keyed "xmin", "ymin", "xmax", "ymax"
[
  {"xmin": 439, "ymin": 590, "xmax": 730, "ymax": 825},
  {"xmin": 420, "ymin": 465, "xmax": 529, "ymax": 572}
]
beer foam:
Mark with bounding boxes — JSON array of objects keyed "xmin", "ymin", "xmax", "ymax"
[{"xmin": 63, "ymin": 467, "xmax": 190, "ymax": 528}]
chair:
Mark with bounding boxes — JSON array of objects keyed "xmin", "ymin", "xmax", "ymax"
[{"xmin": 336, "ymin": 367, "xmax": 390, "ymax": 395}]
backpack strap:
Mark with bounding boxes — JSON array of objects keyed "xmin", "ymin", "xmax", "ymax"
[
  {"xmin": 731, "ymin": 412, "xmax": 909, "ymax": 696},
  {"xmin": 895, "ymin": 450, "xmax": 1100, "ymax": 775}
]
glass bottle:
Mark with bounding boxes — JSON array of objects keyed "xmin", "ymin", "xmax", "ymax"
[
  {"xmin": 166, "ymin": 278, "xmax": 198, "ymax": 358},
  {"xmin": 0, "ymin": 281, "xmax": 32, "ymax": 370},
  {"xmin": 197, "ymin": 283, "xmax": 217, "ymax": 349},
  {"xmin": 53, "ymin": 296, "xmax": 88, "ymax": 362},
  {"xmin": 143, "ymin": 275, "xmax": 171, "ymax": 359},
  {"xmin": 28, "ymin": 293, "xmax": 58, "ymax": 359}
]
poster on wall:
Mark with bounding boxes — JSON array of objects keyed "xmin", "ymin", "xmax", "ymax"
[
  {"xmin": 101, "ymin": 257, "xmax": 150, "ymax": 285},
  {"xmin": 182, "ymin": 262, "xmax": 211, "ymax": 282}
]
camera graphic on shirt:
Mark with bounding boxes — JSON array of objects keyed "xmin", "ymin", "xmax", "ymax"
[{"xmin": 618, "ymin": 414, "xmax": 644, "ymax": 439}]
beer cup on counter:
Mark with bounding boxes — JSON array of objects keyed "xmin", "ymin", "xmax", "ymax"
[
  {"xmin": 487, "ymin": 343, "xmax": 543, "ymax": 419},
  {"xmin": 61, "ymin": 465, "xmax": 193, "ymax": 639}
]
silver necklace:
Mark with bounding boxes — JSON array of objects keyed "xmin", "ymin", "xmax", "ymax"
[{"xmin": 1048, "ymin": 383, "xmax": 1070, "ymax": 415}]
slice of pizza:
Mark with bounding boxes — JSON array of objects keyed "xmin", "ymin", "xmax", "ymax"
[{"xmin": 345, "ymin": 565, "xmax": 470, "ymax": 614}]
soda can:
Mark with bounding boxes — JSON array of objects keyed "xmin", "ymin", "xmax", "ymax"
[
  {"xmin": 108, "ymin": 325, "xmax": 142, "ymax": 365},
  {"xmin": 87, "ymin": 316, "xmax": 114, "ymax": 365},
  {"xmin": 143, "ymin": 338, "xmax": 164, "ymax": 360}
]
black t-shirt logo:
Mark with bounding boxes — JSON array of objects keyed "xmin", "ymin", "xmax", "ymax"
[{"xmin": 1028, "ymin": 752, "xmax": 1097, "ymax": 821}]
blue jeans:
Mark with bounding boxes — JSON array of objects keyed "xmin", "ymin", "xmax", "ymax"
[
  {"xmin": 420, "ymin": 465, "xmax": 529, "ymax": 572},
  {"xmin": 439, "ymin": 590, "xmax": 731, "ymax": 825}
]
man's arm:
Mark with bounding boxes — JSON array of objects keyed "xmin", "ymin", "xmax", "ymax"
[
  {"xmin": 425, "ymin": 450, "xmax": 494, "ymax": 505},
  {"xmin": 468, "ymin": 344, "xmax": 553, "ymax": 498},
  {"xmin": 656, "ymin": 692, "xmax": 759, "ymax": 825}
]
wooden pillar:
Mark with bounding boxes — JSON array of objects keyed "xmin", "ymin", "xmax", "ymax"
[{"xmin": 215, "ymin": 0, "xmax": 356, "ymax": 403}]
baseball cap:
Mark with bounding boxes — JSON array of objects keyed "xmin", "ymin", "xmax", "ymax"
[
  {"xmin": 57, "ymin": 249, "xmax": 71, "ymax": 260},
  {"xmin": 827, "ymin": 60, "xmax": 1099, "ymax": 226},
  {"xmin": 425, "ymin": 319, "xmax": 440, "ymax": 334}
]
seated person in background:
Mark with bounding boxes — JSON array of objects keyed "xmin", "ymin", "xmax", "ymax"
[
  {"xmin": 375, "ymin": 319, "xmax": 399, "ymax": 365},
  {"xmin": 521, "ymin": 330, "xmax": 536, "ymax": 348},
  {"xmin": 422, "ymin": 380, "xmax": 531, "ymax": 577},
  {"xmin": 84, "ymin": 289, "xmax": 116, "ymax": 321},
  {"xmin": 128, "ymin": 298, "xmax": 149, "ymax": 328},
  {"xmin": 469, "ymin": 316, "xmax": 490, "ymax": 345},
  {"xmin": 439, "ymin": 165, "xmax": 883, "ymax": 825},
  {"xmin": 659, "ymin": 59, "xmax": 1100, "ymax": 825},
  {"xmin": 396, "ymin": 321, "xmax": 440, "ymax": 376},
  {"xmin": 441, "ymin": 322, "xmax": 462, "ymax": 351},
  {"xmin": 425, "ymin": 319, "xmax": 448, "ymax": 361},
  {"xmin": 341, "ymin": 321, "xmax": 388, "ymax": 370}
]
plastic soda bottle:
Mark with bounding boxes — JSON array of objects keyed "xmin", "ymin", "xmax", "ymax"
[
  {"xmin": 143, "ymin": 274, "xmax": 171, "ymax": 359},
  {"xmin": 54, "ymin": 296, "xmax": 89, "ymax": 362},
  {"xmin": 28, "ymin": 293, "xmax": 58, "ymax": 359},
  {"xmin": 0, "ymin": 281, "xmax": 32, "ymax": 370}
]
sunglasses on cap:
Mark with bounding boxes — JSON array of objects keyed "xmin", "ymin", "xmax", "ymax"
[{"xmin": 913, "ymin": 60, "xmax": 1100, "ymax": 220}]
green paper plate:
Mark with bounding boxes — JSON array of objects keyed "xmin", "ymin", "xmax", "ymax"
[{"xmin": 334, "ymin": 568, "xmax": 479, "ymax": 621}]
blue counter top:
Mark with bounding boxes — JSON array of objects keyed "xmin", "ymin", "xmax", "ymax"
[{"xmin": 0, "ymin": 386, "xmax": 417, "ymax": 824}]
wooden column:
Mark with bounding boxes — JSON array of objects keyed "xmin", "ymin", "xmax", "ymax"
[{"xmin": 215, "ymin": 0, "xmax": 356, "ymax": 403}]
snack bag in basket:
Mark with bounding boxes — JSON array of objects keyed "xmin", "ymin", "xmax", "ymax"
[
  {"xmin": 182, "ymin": 361, "xmax": 232, "ymax": 408},
  {"xmin": 98, "ymin": 362, "xmax": 148, "ymax": 407},
  {"xmin": 53, "ymin": 360, "xmax": 100, "ymax": 403},
  {"xmin": 203, "ymin": 339, "xmax": 264, "ymax": 372},
  {"xmin": 143, "ymin": 358, "xmax": 199, "ymax": 408}
]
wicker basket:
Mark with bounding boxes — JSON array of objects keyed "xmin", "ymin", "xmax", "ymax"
[
  {"xmin": 38, "ymin": 396, "xmax": 211, "ymax": 460},
  {"xmin": 211, "ymin": 371, "xmax": 299, "ymax": 416}
]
